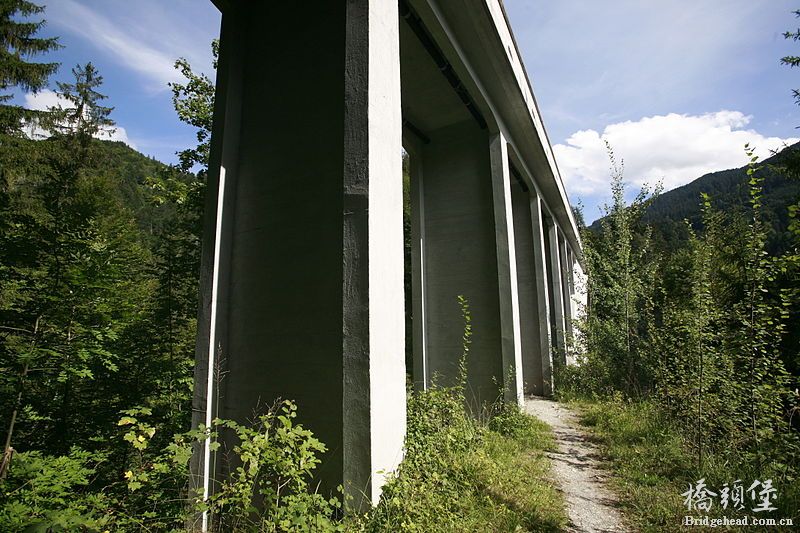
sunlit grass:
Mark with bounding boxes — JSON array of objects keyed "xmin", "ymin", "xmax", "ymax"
[
  {"xmin": 571, "ymin": 398, "xmax": 799, "ymax": 532},
  {"xmin": 348, "ymin": 389, "xmax": 567, "ymax": 532}
]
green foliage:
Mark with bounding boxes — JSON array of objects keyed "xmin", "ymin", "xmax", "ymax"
[
  {"xmin": 0, "ymin": 447, "xmax": 111, "ymax": 531},
  {"xmin": 204, "ymin": 401, "xmax": 342, "ymax": 532},
  {"xmin": 0, "ymin": 57, "xmax": 204, "ymax": 528},
  {"xmin": 0, "ymin": 66, "xmax": 154, "ymax": 462},
  {"xmin": 0, "ymin": 0, "xmax": 60, "ymax": 134},
  {"xmin": 169, "ymin": 39, "xmax": 217, "ymax": 172},
  {"xmin": 568, "ymin": 142, "xmax": 800, "ymax": 528},
  {"xmin": 47, "ymin": 63, "xmax": 114, "ymax": 141},
  {"xmin": 782, "ymin": 9, "xmax": 800, "ymax": 105},
  {"xmin": 577, "ymin": 143, "xmax": 661, "ymax": 397}
]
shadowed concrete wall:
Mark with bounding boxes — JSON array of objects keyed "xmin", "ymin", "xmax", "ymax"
[
  {"xmin": 406, "ymin": 138, "xmax": 428, "ymax": 391},
  {"xmin": 489, "ymin": 135, "xmax": 524, "ymax": 405},
  {"xmin": 417, "ymin": 120, "xmax": 504, "ymax": 407},
  {"xmin": 530, "ymin": 194, "xmax": 554, "ymax": 395},
  {"xmin": 511, "ymin": 183, "xmax": 543, "ymax": 395},
  {"xmin": 192, "ymin": 2, "xmax": 405, "ymax": 517},
  {"xmin": 558, "ymin": 233, "xmax": 573, "ymax": 361}
]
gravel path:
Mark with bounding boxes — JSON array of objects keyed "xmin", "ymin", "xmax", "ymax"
[{"xmin": 525, "ymin": 397, "xmax": 629, "ymax": 533}]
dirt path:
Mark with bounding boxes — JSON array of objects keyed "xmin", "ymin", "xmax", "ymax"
[{"xmin": 525, "ymin": 397, "xmax": 628, "ymax": 533}]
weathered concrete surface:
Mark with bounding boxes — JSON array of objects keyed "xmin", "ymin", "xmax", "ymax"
[
  {"xmin": 193, "ymin": 1, "xmax": 405, "ymax": 513},
  {"xmin": 416, "ymin": 121, "xmax": 504, "ymax": 407},
  {"xmin": 525, "ymin": 397, "xmax": 629, "ymax": 533},
  {"xmin": 530, "ymin": 193, "xmax": 554, "ymax": 395},
  {"xmin": 489, "ymin": 134, "xmax": 524, "ymax": 405},
  {"xmin": 345, "ymin": 0, "xmax": 407, "ymax": 505}
]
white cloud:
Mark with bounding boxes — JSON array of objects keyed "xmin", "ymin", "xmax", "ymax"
[
  {"xmin": 49, "ymin": 0, "xmax": 177, "ymax": 91},
  {"xmin": 96, "ymin": 124, "xmax": 134, "ymax": 146},
  {"xmin": 24, "ymin": 89, "xmax": 65, "ymax": 112},
  {"xmin": 554, "ymin": 111, "xmax": 799, "ymax": 197},
  {"xmin": 506, "ymin": 0, "xmax": 795, "ymax": 143},
  {"xmin": 23, "ymin": 89, "xmax": 137, "ymax": 149},
  {"xmin": 46, "ymin": 0, "xmax": 218, "ymax": 93}
]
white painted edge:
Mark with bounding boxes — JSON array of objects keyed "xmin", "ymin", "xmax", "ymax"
[{"xmin": 201, "ymin": 166, "xmax": 226, "ymax": 532}]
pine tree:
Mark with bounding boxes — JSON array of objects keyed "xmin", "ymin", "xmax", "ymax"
[
  {"xmin": 0, "ymin": 0, "xmax": 60, "ymax": 134},
  {"xmin": 48, "ymin": 63, "xmax": 113, "ymax": 143},
  {"xmin": 0, "ymin": 63, "xmax": 146, "ymax": 474}
]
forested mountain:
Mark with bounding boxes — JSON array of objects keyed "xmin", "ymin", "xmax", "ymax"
[
  {"xmin": 591, "ymin": 142, "xmax": 800, "ymax": 253},
  {"xmin": 5, "ymin": 136, "xmax": 165, "ymax": 216}
]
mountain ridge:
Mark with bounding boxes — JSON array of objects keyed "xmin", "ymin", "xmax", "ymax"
[{"xmin": 590, "ymin": 142, "xmax": 800, "ymax": 253}]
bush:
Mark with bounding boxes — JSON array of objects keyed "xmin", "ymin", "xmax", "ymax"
[
  {"xmin": 0, "ymin": 448, "xmax": 111, "ymax": 531},
  {"xmin": 204, "ymin": 400, "xmax": 342, "ymax": 532}
]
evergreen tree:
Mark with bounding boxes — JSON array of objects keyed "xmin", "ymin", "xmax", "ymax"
[
  {"xmin": 0, "ymin": 0, "xmax": 60, "ymax": 134},
  {"xmin": 0, "ymin": 63, "xmax": 147, "ymax": 475},
  {"xmin": 48, "ymin": 63, "xmax": 113, "ymax": 144}
]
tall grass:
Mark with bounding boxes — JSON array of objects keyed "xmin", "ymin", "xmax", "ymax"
[{"xmin": 572, "ymin": 396, "xmax": 798, "ymax": 532}]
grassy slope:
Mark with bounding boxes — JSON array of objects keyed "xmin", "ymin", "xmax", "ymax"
[
  {"xmin": 569, "ymin": 398, "xmax": 798, "ymax": 532},
  {"xmin": 349, "ymin": 389, "xmax": 567, "ymax": 532}
]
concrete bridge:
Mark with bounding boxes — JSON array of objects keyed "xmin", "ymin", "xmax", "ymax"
[{"xmin": 193, "ymin": 0, "xmax": 585, "ymax": 522}]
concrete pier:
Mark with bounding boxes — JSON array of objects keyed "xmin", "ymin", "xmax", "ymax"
[
  {"xmin": 192, "ymin": 1, "xmax": 406, "ymax": 515},
  {"xmin": 196, "ymin": 0, "xmax": 587, "ymax": 522},
  {"xmin": 413, "ymin": 121, "xmax": 505, "ymax": 407},
  {"xmin": 546, "ymin": 221, "xmax": 567, "ymax": 363},
  {"xmin": 490, "ymin": 134, "xmax": 524, "ymax": 405},
  {"xmin": 529, "ymin": 192, "xmax": 556, "ymax": 395},
  {"xmin": 511, "ymin": 180, "xmax": 539, "ymax": 396}
]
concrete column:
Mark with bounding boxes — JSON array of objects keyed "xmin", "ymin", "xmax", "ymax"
[
  {"xmin": 546, "ymin": 221, "xmax": 567, "ymax": 364},
  {"xmin": 559, "ymin": 234, "xmax": 573, "ymax": 354},
  {"xmin": 511, "ymin": 183, "xmax": 541, "ymax": 396},
  {"xmin": 528, "ymin": 193, "xmax": 554, "ymax": 396},
  {"xmin": 489, "ymin": 134, "xmax": 524, "ymax": 405},
  {"xmin": 192, "ymin": 1, "xmax": 405, "ymax": 518},
  {"xmin": 417, "ymin": 120, "xmax": 504, "ymax": 410},
  {"xmin": 190, "ymin": 9, "xmax": 244, "ymax": 527},
  {"xmin": 406, "ymin": 138, "xmax": 428, "ymax": 392},
  {"xmin": 567, "ymin": 247, "xmax": 579, "ymax": 323}
]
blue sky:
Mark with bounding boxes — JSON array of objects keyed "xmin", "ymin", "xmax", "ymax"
[
  {"xmin": 16, "ymin": 0, "xmax": 800, "ymax": 222},
  {"xmin": 16, "ymin": 0, "xmax": 220, "ymax": 164}
]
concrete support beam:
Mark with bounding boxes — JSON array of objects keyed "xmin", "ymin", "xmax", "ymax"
[
  {"xmin": 416, "ymin": 120, "xmax": 504, "ymax": 409},
  {"xmin": 546, "ymin": 221, "xmax": 567, "ymax": 364},
  {"xmin": 406, "ymin": 138, "xmax": 428, "ymax": 392},
  {"xmin": 529, "ymin": 193, "xmax": 554, "ymax": 396},
  {"xmin": 511, "ymin": 184, "xmax": 542, "ymax": 396},
  {"xmin": 192, "ymin": 1, "xmax": 405, "ymax": 520},
  {"xmin": 489, "ymin": 134, "xmax": 524, "ymax": 405},
  {"xmin": 558, "ymin": 234, "xmax": 573, "ymax": 360}
]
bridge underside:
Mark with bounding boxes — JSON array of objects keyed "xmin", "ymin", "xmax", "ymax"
[{"xmin": 193, "ymin": 0, "xmax": 586, "ymax": 523}]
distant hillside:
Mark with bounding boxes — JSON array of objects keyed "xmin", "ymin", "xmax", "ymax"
[{"xmin": 591, "ymin": 143, "xmax": 800, "ymax": 253}]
